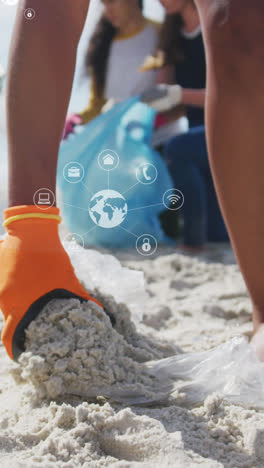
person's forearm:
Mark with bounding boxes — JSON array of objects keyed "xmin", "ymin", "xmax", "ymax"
[
  {"xmin": 181, "ymin": 88, "xmax": 206, "ymax": 108},
  {"xmin": 6, "ymin": 0, "xmax": 89, "ymax": 207}
]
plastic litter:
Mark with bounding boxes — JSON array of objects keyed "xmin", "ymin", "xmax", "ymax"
[
  {"xmin": 67, "ymin": 245, "xmax": 148, "ymax": 324},
  {"xmin": 130, "ymin": 336, "xmax": 264, "ymax": 408},
  {"xmin": 60, "ymin": 336, "xmax": 264, "ymax": 409}
]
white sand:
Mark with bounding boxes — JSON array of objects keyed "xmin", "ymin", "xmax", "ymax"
[{"xmin": 1, "ymin": 244, "xmax": 264, "ymax": 467}]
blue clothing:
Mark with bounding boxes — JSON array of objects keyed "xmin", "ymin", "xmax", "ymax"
[
  {"xmin": 175, "ymin": 31, "xmax": 206, "ymax": 127},
  {"xmin": 165, "ymin": 126, "xmax": 229, "ymax": 246}
]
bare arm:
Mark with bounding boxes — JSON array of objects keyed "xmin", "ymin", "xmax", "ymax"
[
  {"xmin": 156, "ymin": 64, "xmax": 175, "ymax": 85},
  {"xmin": 156, "ymin": 64, "xmax": 205, "ymax": 118},
  {"xmin": 181, "ymin": 88, "xmax": 205, "ymax": 108},
  {"xmin": 156, "ymin": 65, "xmax": 185, "ymax": 122}
]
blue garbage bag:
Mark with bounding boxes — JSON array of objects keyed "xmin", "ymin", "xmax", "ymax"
[{"xmin": 57, "ymin": 97, "xmax": 173, "ymax": 248}]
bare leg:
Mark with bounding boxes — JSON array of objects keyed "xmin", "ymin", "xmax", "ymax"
[
  {"xmin": 6, "ymin": 0, "xmax": 90, "ymax": 206},
  {"xmin": 194, "ymin": 0, "xmax": 264, "ymax": 351}
]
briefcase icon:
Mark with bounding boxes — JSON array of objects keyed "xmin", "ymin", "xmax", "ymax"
[{"xmin": 68, "ymin": 166, "xmax": 81, "ymax": 178}]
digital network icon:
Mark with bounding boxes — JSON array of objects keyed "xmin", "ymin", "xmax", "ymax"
[
  {"xmin": 163, "ymin": 189, "xmax": 184, "ymax": 211},
  {"xmin": 61, "ymin": 150, "xmax": 184, "ymax": 256},
  {"xmin": 38, "ymin": 193, "xmax": 51, "ymax": 205},
  {"xmin": 24, "ymin": 8, "xmax": 35, "ymax": 19},
  {"xmin": 136, "ymin": 235, "xmax": 157, "ymax": 257},
  {"xmin": 89, "ymin": 189, "xmax": 128, "ymax": 229},
  {"xmin": 62, "ymin": 233, "xmax": 84, "ymax": 252},
  {"xmin": 63, "ymin": 162, "xmax": 84, "ymax": 184},
  {"xmin": 33, "ymin": 188, "xmax": 55, "ymax": 210},
  {"xmin": 136, "ymin": 163, "xmax": 158, "ymax": 185},
  {"xmin": 103, "ymin": 154, "xmax": 115, "ymax": 166},
  {"xmin": 68, "ymin": 166, "xmax": 81, "ymax": 178},
  {"xmin": 98, "ymin": 149, "xmax": 119, "ymax": 171}
]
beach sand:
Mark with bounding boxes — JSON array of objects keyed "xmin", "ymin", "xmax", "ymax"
[{"xmin": 1, "ymin": 243, "xmax": 264, "ymax": 468}]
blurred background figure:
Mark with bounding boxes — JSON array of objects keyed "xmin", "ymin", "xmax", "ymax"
[
  {"xmin": 143, "ymin": 0, "xmax": 229, "ymax": 252},
  {"xmin": 63, "ymin": 0, "xmax": 161, "ymax": 138}
]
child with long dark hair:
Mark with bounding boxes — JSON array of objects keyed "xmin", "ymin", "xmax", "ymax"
[{"xmin": 63, "ymin": 0, "xmax": 160, "ymax": 138}]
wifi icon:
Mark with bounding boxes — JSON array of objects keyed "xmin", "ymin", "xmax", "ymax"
[
  {"xmin": 167, "ymin": 194, "xmax": 181, "ymax": 205},
  {"xmin": 163, "ymin": 189, "xmax": 184, "ymax": 211}
]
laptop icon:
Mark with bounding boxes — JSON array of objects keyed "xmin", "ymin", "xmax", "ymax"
[{"xmin": 38, "ymin": 193, "xmax": 51, "ymax": 205}]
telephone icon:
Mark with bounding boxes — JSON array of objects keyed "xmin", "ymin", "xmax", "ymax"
[
  {"xmin": 136, "ymin": 163, "xmax": 157, "ymax": 185},
  {"xmin": 142, "ymin": 166, "xmax": 152, "ymax": 181}
]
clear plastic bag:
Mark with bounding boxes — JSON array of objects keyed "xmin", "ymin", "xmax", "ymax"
[
  {"xmin": 88, "ymin": 336, "xmax": 264, "ymax": 408},
  {"xmin": 147, "ymin": 336, "xmax": 264, "ymax": 408}
]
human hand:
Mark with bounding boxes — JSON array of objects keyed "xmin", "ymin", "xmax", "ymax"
[
  {"xmin": 141, "ymin": 84, "xmax": 182, "ymax": 112},
  {"xmin": 0, "ymin": 205, "xmax": 104, "ymax": 360}
]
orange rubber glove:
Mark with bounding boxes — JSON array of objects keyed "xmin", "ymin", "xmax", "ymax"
[{"xmin": 0, "ymin": 205, "xmax": 106, "ymax": 361}]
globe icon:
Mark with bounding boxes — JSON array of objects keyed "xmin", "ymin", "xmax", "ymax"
[{"xmin": 89, "ymin": 189, "xmax": 128, "ymax": 229}]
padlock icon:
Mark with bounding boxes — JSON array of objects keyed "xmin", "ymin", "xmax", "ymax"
[
  {"xmin": 142, "ymin": 238, "xmax": 151, "ymax": 253},
  {"xmin": 25, "ymin": 8, "xmax": 34, "ymax": 19}
]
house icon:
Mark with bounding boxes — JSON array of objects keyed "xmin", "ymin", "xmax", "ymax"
[{"xmin": 103, "ymin": 154, "xmax": 115, "ymax": 165}]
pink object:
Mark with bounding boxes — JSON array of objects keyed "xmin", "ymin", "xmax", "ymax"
[
  {"xmin": 62, "ymin": 114, "xmax": 82, "ymax": 139},
  {"xmin": 154, "ymin": 113, "xmax": 168, "ymax": 129}
]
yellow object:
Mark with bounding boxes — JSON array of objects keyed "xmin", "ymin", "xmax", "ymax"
[
  {"xmin": 3, "ymin": 213, "xmax": 62, "ymax": 228},
  {"xmin": 140, "ymin": 50, "xmax": 165, "ymax": 72}
]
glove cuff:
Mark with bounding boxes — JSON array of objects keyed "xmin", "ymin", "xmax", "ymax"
[
  {"xmin": 170, "ymin": 85, "xmax": 182, "ymax": 106},
  {"xmin": 3, "ymin": 205, "xmax": 61, "ymax": 228}
]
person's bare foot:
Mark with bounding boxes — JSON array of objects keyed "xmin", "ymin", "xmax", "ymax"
[{"xmin": 250, "ymin": 325, "xmax": 264, "ymax": 362}]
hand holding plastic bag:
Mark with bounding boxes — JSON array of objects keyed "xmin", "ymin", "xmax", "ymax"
[{"xmin": 141, "ymin": 84, "xmax": 183, "ymax": 112}]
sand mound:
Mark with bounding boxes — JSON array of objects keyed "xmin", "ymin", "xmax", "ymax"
[{"xmin": 11, "ymin": 294, "xmax": 178, "ymax": 405}]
